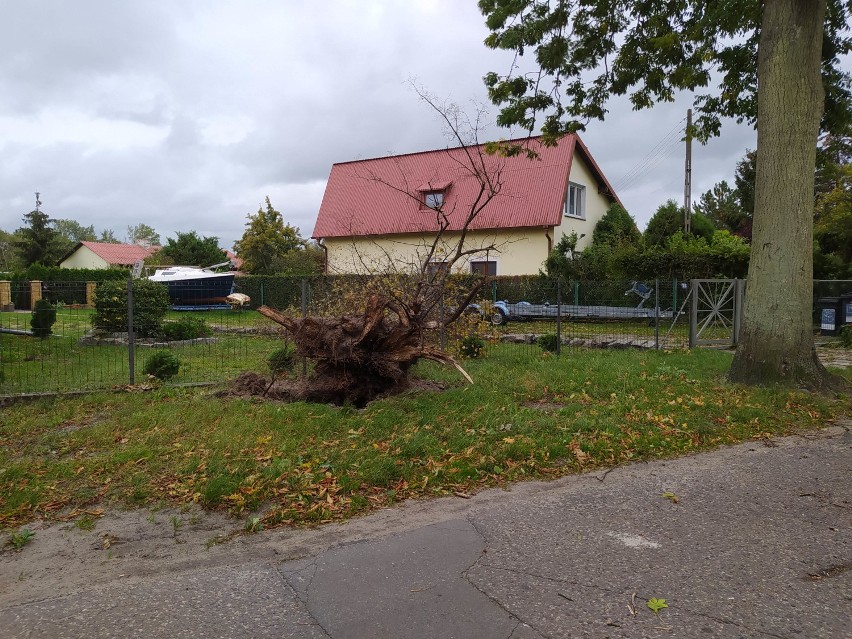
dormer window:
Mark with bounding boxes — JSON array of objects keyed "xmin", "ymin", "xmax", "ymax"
[
  {"xmin": 424, "ymin": 191, "xmax": 444, "ymax": 209},
  {"xmin": 417, "ymin": 180, "xmax": 451, "ymax": 210}
]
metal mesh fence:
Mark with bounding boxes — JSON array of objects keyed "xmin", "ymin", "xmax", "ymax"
[{"xmin": 2, "ymin": 276, "xmax": 847, "ymax": 397}]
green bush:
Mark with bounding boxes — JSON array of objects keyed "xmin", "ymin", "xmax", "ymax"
[
  {"xmin": 30, "ymin": 299, "xmax": 57, "ymax": 339},
  {"xmin": 267, "ymin": 346, "xmax": 296, "ymax": 375},
  {"xmin": 839, "ymin": 325, "xmax": 852, "ymax": 349},
  {"xmin": 92, "ymin": 279, "xmax": 170, "ymax": 337},
  {"xmin": 160, "ymin": 316, "xmax": 212, "ymax": 341},
  {"xmin": 458, "ymin": 335, "xmax": 485, "ymax": 359},
  {"xmin": 536, "ymin": 333, "xmax": 559, "ymax": 353},
  {"xmin": 143, "ymin": 351, "xmax": 181, "ymax": 380}
]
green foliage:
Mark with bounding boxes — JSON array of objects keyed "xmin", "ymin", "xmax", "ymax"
[
  {"xmin": 143, "ymin": 350, "xmax": 181, "ymax": 380},
  {"xmin": 0, "ymin": 265, "xmax": 128, "ymax": 283},
  {"xmin": 591, "ymin": 204, "xmax": 641, "ymax": 249},
  {"xmin": 267, "ymin": 346, "xmax": 296, "ymax": 375},
  {"xmin": 734, "ymin": 150, "xmax": 757, "ymax": 218},
  {"xmin": 7, "ymin": 529, "xmax": 35, "ymax": 550},
  {"xmin": 480, "ymin": 2, "xmax": 850, "ymax": 142},
  {"xmin": 233, "ymin": 197, "xmax": 308, "ymax": 275},
  {"xmin": 815, "ymin": 164, "xmax": 852, "ymax": 264},
  {"xmin": 694, "ymin": 180, "xmax": 749, "ymax": 237},
  {"xmin": 160, "ymin": 231, "xmax": 227, "ymax": 267},
  {"xmin": 92, "ymin": 279, "xmax": 170, "ymax": 337},
  {"xmin": 14, "ymin": 210, "xmax": 65, "ymax": 267},
  {"xmin": 543, "ymin": 232, "xmax": 580, "ymax": 280},
  {"xmin": 839, "ymin": 325, "xmax": 852, "ymax": 349},
  {"xmin": 30, "ymin": 299, "xmax": 57, "ymax": 339},
  {"xmin": 160, "ymin": 316, "xmax": 212, "ymax": 341},
  {"xmin": 458, "ymin": 335, "xmax": 485, "ymax": 359},
  {"xmin": 0, "ymin": 229, "xmax": 23, "ymax": 272},
  {"xmin": 536, "ymin": 333, "xmax": 559, "ymax": 353},
  {"xmin": 53, "ymin": 219, "xmax": 97, "ymax": 244},
  {"xmin": 645, "ymin": 200, "xmax": 714, "ymax": 247},
  {"xmin": 126, "ymin": 223, "xmax": 160, "ymax": 247}
]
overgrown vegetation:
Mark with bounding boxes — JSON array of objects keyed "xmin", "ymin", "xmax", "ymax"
[{"xmin": 0, "ymin": 348, "xmax": 847, "ymax": 530}]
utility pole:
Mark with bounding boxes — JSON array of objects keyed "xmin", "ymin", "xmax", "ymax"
[{"xmin": 683, "ymin": 109, "xmax": 692, "ymax": 234}]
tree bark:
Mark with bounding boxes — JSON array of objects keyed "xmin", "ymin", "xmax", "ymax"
[{"xmin": 729, "ymin": 0, "xmax": 839, "ymax": 388}]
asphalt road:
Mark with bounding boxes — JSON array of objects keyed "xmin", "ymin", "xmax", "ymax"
[{"xmin": 2, "ymin": 425, "xmax": 849, "ymax": 638}]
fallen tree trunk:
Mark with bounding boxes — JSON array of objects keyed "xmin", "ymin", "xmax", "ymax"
[{"xmin": 258, "ymin": 295, "xmax": 470, "ymax": 406}]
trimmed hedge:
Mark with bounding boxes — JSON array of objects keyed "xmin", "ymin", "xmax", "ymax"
[{"xmin": 92, "ymin": 279, "xmax": 170, "ymax": 337}]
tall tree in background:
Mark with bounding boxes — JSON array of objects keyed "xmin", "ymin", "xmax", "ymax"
[
  {"xmin": 480, "ymin": 0, "xmax": 851, "ymax": 388},
  {"xmin": 693, "ymin": 181, "xmax": 749, "ymax": 237},
  {"xmin": 159, "ymin": 231, "xmax": 227, "ymax": 267},
  {"xmin": 99, "ymin": 229, "xmax": 119, "ymax": 243},
  {"xmin": 0, "ymin": 229, "xmax": 23, "ymax": 271},
  {"xmin": 126, "ymin": 223, "xmax": 161, "ymax": 247},
  {"xmin": 233, "ymin": 197, "xmax": 306, "ymax": 275},
  {"xmin": 14, "ymin": 209, "xmax": 65, "ymax": 267}
]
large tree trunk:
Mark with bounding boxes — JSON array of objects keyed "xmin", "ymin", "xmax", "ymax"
[{"xmin": 729, "ymin": 0, "xmax": 838, "ymax": 388}]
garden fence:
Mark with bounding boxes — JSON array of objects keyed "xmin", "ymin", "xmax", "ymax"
[{"xmin": 1, "ymin": 276, "xmax": 847, "ymax": 398}]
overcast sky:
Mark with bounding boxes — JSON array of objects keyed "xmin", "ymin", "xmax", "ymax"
[{"xmin": 1, "ymin": 1, "xmax": 839, "ymax": 251}]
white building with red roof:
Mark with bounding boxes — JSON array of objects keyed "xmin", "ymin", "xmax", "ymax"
[
  {"xmin": 59, "ymin": 241, "xmax": 161, "ymax": 269},
  {"xmin": 312, "ymin": 135, "xmax": 621, "ymax": 276}
]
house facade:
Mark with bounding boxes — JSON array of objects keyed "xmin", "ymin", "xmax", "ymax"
[
  {"xmin": 312, "ymin": 135, "xmax": 620, "ymax": 276},
  {"xmin": 59, "ymin": 241, "xmax": 160, "ymax": 269}
]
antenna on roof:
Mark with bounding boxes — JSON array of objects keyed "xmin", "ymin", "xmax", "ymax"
[{"xmin": 35, "ymin": 192, "xmax": 42, "ymax": 212}]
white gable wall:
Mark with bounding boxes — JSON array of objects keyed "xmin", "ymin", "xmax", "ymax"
[
  {"xmin": 60, "ymin": 246, "xmax": 111, "ymax": 269},
  {"xmin": 554, "ymin": 152, "xmax": 612, "ymax": 250}
]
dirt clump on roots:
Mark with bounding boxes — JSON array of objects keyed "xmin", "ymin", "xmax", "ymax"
[{"xmin": 219, "ymin": 371, "xmax": 448, "ymax": 405}]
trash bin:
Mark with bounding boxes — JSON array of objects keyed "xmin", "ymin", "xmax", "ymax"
[{"xmin": 818, "ymin": 297, "xmax": 842, "ymax": 336}]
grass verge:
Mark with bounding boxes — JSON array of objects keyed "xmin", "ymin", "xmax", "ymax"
[{"xmin": 1, "ymin": 346, "xmax": 848, "ymax": 530}]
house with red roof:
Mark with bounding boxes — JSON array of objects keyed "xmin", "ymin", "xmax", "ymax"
[
  {"xmin": 312, "ymin": 135, "xmax": 621, "ymax": 276},
  {"xmin": 59, "ymin": 241, "xmax": 161, "ymax": 269}
]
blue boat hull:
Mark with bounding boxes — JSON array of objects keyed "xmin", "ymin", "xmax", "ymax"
[{"xmin": 163, "ymin": 274, "xmax": 235, "ymax": 306}]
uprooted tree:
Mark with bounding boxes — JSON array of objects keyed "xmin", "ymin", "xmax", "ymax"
[{"xmin": 258, "ymin": 90, "xmax": 511, "ymax": 406}]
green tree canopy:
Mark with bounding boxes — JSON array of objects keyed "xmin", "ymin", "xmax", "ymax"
[
  {"xmin": 14, "ymin": 210, "xmax": 65, "ymax": 267},
  {"xmin": 693, "ymin": 181, "xmax": 749, "ymax": 238},
  {"xmin": 233, "ymin": 197, "xmax": 308, "ymax": 275},
  {"xmin": 645, "ymin": 200, "xmax": 714, "ymax": 247},
  {"xmin": 53, "ymin": 219, "xmax": 97, "ymax": 244},
  {"xmin": 126, "ymin": 223, "xmax": 161, "ymax": 247},
  {"xmin": 590, "ymin": 203, "xmax": 641, "ymax": 248},
  {"xmin": 159, "ymin": 231, "xmax": 227, "ymax": 267}
]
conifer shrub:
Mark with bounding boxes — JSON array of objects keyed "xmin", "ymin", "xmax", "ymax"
[
  {"xmin": 30, "ymin": 299, "xmax": 57, "ymax": 338},
  {"xmin": 143, "ymin": 350, "xmax": 180, "ymax": 380}
]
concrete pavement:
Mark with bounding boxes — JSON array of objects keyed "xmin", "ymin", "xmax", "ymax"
[{"xmin": 2, "ymin": 425, "xmax": 849, "ymax": 638}]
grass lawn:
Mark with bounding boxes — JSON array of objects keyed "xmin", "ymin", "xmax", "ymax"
[{"xmin": 1, "ymin": 346, "xmax": 849, "ymax": 532}]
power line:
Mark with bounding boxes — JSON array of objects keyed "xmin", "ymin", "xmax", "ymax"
[{"xmin": 612, "ymin": 117, "xmax": 686, "ymax": 193}]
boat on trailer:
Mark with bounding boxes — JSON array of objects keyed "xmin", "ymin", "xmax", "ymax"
[{"xmin": 147, "ymin": 262, "xmax": 236, "ymax": 307}]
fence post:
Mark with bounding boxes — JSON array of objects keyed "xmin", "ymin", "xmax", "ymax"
[
  {"xmin": 85, "ymin": 281, "xmax": 97, "ymax": 308},
  {"xmin": 301, "ymin": 278, "xmax": 308, "ymax": 378},
  {"xmin": 0, "ymin": 280, "xmax": 11, "ymax": 310},
  {"xmin": 573, "ymin": 281, "xmax": 579, "ymax": 306},
  {"xmin": 689, "ymin": 279, "xmax": 698, "ymax": 348},
  {"xmin": 492, "ymin": 280, "xmax": 497, "ymax": 303},
  {"xmin": 672, "ymin": 279, "xmax": 678, "ymax": 312},
  {"xmin": 260, "ymin": 281, "xmax": 265, "ymax": 307},
  {"xmin": 127, "ymin": 276, "xmax": 135, "ymax": 385},
  {"xmin": 654, "ymin": 279, "xmax": 660, "ymax": 350},
  {"xmin": 556, "ymin": 279, "xmax": 562, "ymax": 356},
  {"xmin": 30, "ymin": 280, "xmax": 42, "ymax": 309}
]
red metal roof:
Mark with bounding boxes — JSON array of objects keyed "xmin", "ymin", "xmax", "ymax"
[
  {"xmin": 77, "ymin": 241, "xmax": 160, "ymax": 266},
  {"xmin": 312, "ymin": 134, "xmax": 619, "ymax": 239}
]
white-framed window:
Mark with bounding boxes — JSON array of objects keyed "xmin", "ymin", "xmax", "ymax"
[
  {"xmin": 424, "ymin": 191, "xmax": 444, "ymax": 209},
  {"xmin": 470, "ymin": 260, "xmax": 497, "ymax": 276},
  {"xmin": 564, "ymin": 182, "xmax": 585, "ymax": 219}
]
